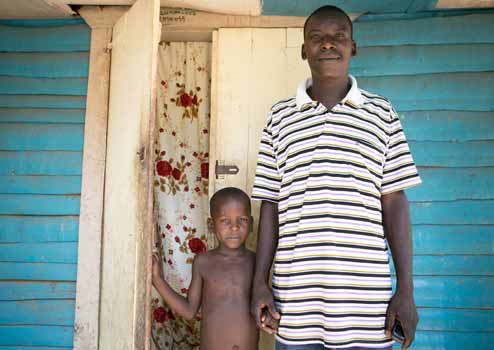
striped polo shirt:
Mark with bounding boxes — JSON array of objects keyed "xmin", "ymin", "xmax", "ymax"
[{"xmin": 252, "ymin": 76, "xmax": 421, "ymax": 348}]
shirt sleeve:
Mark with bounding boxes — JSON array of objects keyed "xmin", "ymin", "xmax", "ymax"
[
  {"xmin": 251, "ymin": 113, "xmax": 282, "ymax": 202},
  {"xmin": 381, "ymin": 108, "xmax": 422, "ymax": 194}
]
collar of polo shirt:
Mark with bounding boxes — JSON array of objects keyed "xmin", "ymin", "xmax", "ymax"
[{"xmin": 295, "ymin": 75, "xmax": 365, "ymax": 110}]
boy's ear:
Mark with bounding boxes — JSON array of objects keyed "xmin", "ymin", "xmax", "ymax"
[
  {"xmin": 301, "ymin": 44, "xmax": 307, "ymax": 60},
  {"xmin": 207, "ymin": 218, "xmax": 213, "ymax": 233}
]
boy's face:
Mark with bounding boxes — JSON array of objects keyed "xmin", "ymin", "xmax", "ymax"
[
  {"xmin": 302, "ymin": 12, "xmax": 356, "ymax": 80},
  {"xmin": 209, "ymin": 198, "xmax": 252, "ymax": 250}
]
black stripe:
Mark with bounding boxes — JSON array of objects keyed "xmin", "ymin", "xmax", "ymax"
[
  {"xmin": 382, "ymin": 173, "xmax": 420, "ymax": 187},
  {"xmin": 279, "ymin": 141, "xmax": 384, "ymax": 170},
  {"xmin": 274, "ymin": 296, "xmax": 391, "ymax": 303},
  {"xmin": 277, "ymin": 241, "xmax": 386, "ymax": 252},
  {"xmin": 280, "ymin": 172, "xmax": 379, "ymax": 193},
  {"xmin": 280, "ymin": 325, "xmax": 385, "ymax": 333},
  {"xmin": 278, "ymin": 184, "xmax": 380, "ymax": 203},
  {"xmin": 274, "ymin": 256, "xmax": 389, "ymax": 266},
  {"xmin": 282, "ymin": 311, "xmax": 387, "ymax": 318},
  {"xmin": 274, "ymin": 270, "xmax": 390, "ymax": 278},
  {"xmin": 278, "ymin": 198, "xmax": 381, "ymax": 216},
  {"xmin": 279, "ymin": 227, "xmax": 384, "ymax": 240}
]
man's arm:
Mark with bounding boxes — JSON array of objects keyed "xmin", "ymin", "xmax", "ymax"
[
  {"xmin": 251, "ymin": 200, "xmax": 280, "ymax": 334},
  {"xmin": 152, "ymin": 253, "xmax": 203, "ymax": 320},
  {"xmin": 381, "ymin": 190, "xmax": 418, "ymax": 349}
]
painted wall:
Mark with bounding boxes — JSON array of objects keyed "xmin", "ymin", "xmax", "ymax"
[
  {"xmin": 349, "ymin": 12, "xmax": 493, "ymax": 349},
  {"xmin": 0, "ymin": 19, "xmax": 90, "ymax": 348}
]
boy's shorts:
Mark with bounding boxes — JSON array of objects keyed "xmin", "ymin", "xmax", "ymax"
[{"xmin": 275, "ymin": 340, "xmax": 392, "ymax": 350}]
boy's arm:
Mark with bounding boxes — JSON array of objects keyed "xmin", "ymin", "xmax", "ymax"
[
  {"xmin": 152, "ymin": 254, "xmax": 203, "ymax": 321},
  {"xmin": 251, "ymin": 200, "xmax": 280, "ymax": 334},
  {"xmin": 381, "ymin": 190, "xmax": 418, "ymax": 349}
]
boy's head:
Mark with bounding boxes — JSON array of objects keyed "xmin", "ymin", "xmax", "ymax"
[
  {"xmin": 302, "ymin": 5, "xmax": 356, "ymax": 80},
  {"xmin": 208, "ymin": 187, "xmax": 252, "ymax": 249}
]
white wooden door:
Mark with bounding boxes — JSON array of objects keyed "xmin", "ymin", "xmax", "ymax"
[
  {"xmin": 210, "ymin": 27, "xmax": 309, "ymax": 349},
  {"xmin": 99, "ymin": 0, "xmax": 160, "ymax": 349}
]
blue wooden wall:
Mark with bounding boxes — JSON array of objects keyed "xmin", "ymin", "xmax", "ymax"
[
  {"xmin": 0, "ymin": 19, "xmax": 89, "ymax": 348},
  {"xmin": 349, "ymin": 12, "xmax": 494, "ymax": 350}
]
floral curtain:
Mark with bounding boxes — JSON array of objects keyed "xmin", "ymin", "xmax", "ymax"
[{"xmin": 151, "ymin": 42, "xmax": 211, "ymax": 349}]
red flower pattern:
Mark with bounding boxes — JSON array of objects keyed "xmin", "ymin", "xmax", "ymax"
[
  {"xmin": 180, "ymin": 92, "xmax": 193, "ymax": 107},
  {"xmin": 201, "ymin": 162, "xmax": 209, "ymax": 179},
  {"xmin": 156, "ymin": 160, "xmax": 172, "ymax": 177},
  {"xmin": 172, "ymin": 168, "xmax": 181, "ymax": 180},
  {"xmin": 188, "ymin": 238, "xmax": 206, "ymax": 255},
  {"xmin": 154, "ymin": 306, "xmax": 167, "ymax": 323}
]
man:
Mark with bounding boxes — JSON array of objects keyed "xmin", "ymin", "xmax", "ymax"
[{"xmin": 251, "ymin": 5, "xmax": 421, "ymax": 350}]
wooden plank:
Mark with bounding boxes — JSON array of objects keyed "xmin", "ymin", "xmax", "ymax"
[
  {"xmin": 437, "ymin": 0, "xmax": 494, "ymax": 9},
  {"xmin": 417, "ymin": 308, "xmax": 493, "ymax": 332},
  {"xmin": 358, "ymin": 72, "xmax": 494, "ymax": 112},
  {"xmin": 0, "ymin": 53, "xmax": 89, "ymax": 78},
  {"xmin": 351, "ymin": 44, "xmax": 494, "ymax": 76},
  {"xmin": 0, "ymin": 281, "xmax": 75, "ymax": 301},
  {"xmin": 0, "ymin": 96, "xmax": 86, "ymax": 109},
  {"xmin": 400, "ymin": 111, "xmax": 494, "ymax": 142},
  {"xmin": 354, "ymin": 13, "xmax": 494, "ymax": 47},
  {"xmin": 0, "ymin": 263, "xmax": 76, "ymax": 281},
  {"xmin": 98, "ymin": 0, "xmax": 160, "ymax": 349},
  {"xmin": 407, "ymin": 168, "xmax": 494, "ymax": 202},
  {"xmin": 0, "ymin": 194, "xmax": 80, "ymax": 215},
  {"xmin": 0, "ymin": 300, "xmax": 74, "ymax": 326},
  {"xmin": 72, "ymin": 23, "xmax": 113, "ymax": 350},
  {"xmin": 0, "ymin": 151, "xmax": 82, "ymax": 175},
  {"xmin": 0, "ymin": 216, "xmax": 78, "ymax": 243},
  {"xmin": 412, "ymin": 255, "xmax": 494, "ymax": 276},
  {"xmin": 409, "ymin": 330, "xmax": 492, "ymax": 349},
  {"xmin": 410, "ymin": 141, "xmax": 494, "ymax": 167},
  {"xmin": 0, "ymin": 124, "xmax": 84, "ymax": 151},
  {"xmin": 412, "ymin": 225, "xmax": 494, "ymax": 255},
  {"xmin": 0, "ymin": 175, "xmax": 82, "ymax": 194},
  {"xmin": 410, "ymin": 200, "xmax": 494, "ymax": 224},
  {"xmin": 413, "ymin": 276, "xmax": 494, "ymax": 308},
  {"xmin": 0, "ymin": 77, "xmax": 87, "ymax": 96},
  {"xmin": 161, "ymin": 10, "xmax": 305, "ymax": 32},
  {"xmin": 0, "ymin": 24, "xmax": 90, "ymax": 52},
  {"xmin": 0, "ymin": 325, "xmax": 73, "ymax": 346},
  {"xmin": 0, "ymin": 243, "xmax": 78, "ymax": 263},
  {"xmin": 0, "ymin": 109, "xmax": 85, "ymax": 124}
]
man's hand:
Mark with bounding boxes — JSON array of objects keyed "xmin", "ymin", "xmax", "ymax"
[
  {"xmin": 385, "ymin": 291, "xmax": 418, "ymax": 349},
  {"xmin": 251, "ymin": 283, "xmax": 280, "ymax": 334}
]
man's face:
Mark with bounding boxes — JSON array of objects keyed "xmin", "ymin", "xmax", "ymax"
[{"xmin": 302, "ymin": 13, "xmax": 356, "ymax": 80}]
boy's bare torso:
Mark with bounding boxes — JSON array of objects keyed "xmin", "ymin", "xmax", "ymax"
[{"xmin": 197, "ymin": 248, "xmax": 258, "ymax": 350}]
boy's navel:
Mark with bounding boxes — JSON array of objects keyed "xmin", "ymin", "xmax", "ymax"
[{"xmin": 232, "ymin": 346, "xmax": 239, "ymax": 350}]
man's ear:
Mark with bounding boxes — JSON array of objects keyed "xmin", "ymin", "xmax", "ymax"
[
  {"xmin": 351, "ymin": 40, "xmax": 357, "ymax": 57},
  {"xmin": 301, "ymin": 44, "xmax": 307, "ymax": 60}
]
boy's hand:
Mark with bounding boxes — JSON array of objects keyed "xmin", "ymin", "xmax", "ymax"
[
  {"xmin": 152, "ymin": 253, "xmax": 164, "ymax": 284},
  {"xmin": 261, "ymin": 309, "xmax": 279, "ymax": 334}
]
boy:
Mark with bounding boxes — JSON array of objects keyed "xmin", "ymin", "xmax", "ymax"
[
  {"xmin": 251, "ymin": 5, "xmax": 421, "ymax": 350},
  {"xmin": 152, "ymin": 187, "xmax": 259, "ymax": 349}
]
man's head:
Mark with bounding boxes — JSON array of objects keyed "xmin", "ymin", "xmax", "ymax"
[
  {"xmin": 302, "ymin": 5, "xmax": 356, "ymax": 80},
  {"xmin": 208, "ymin": 187, "xmax": 252, "ymax": 249}
]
